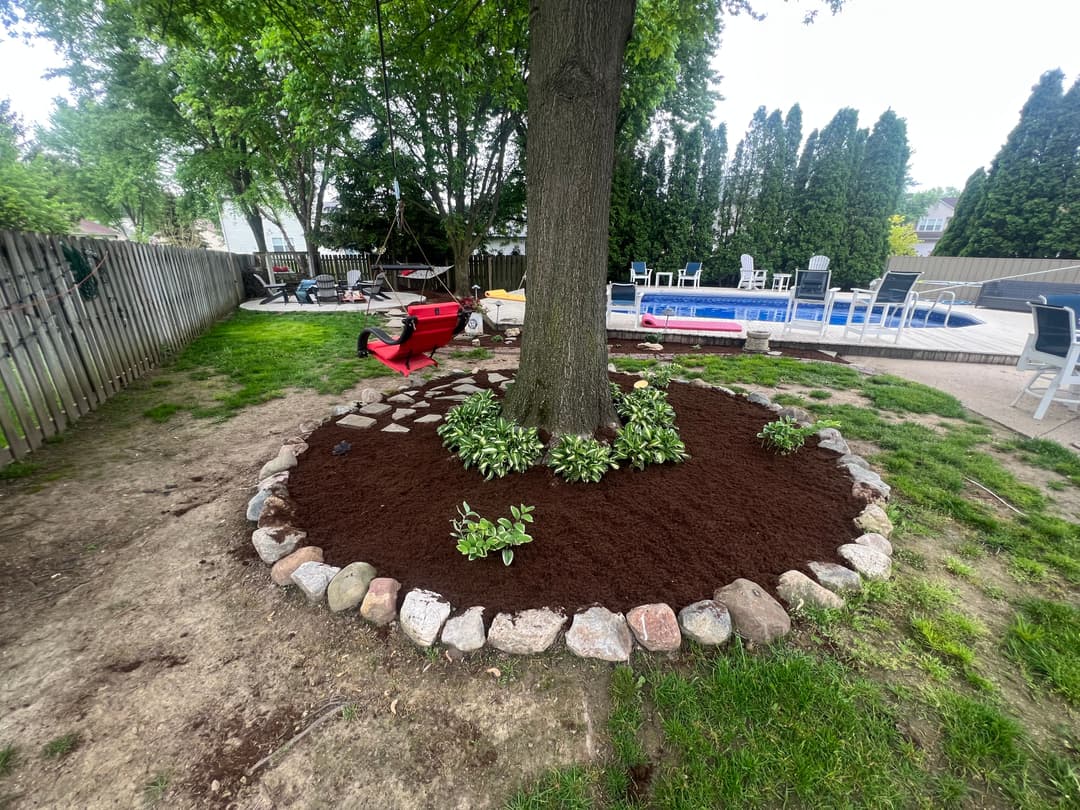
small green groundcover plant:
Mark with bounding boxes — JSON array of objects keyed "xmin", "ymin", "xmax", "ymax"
[
  {"xmin": 758, "ymin": 416, "xmax": 842, "ymax": 455},
  {"xmin": 451, "ymin": 501, "xmax": 534, "ymax": 565}
]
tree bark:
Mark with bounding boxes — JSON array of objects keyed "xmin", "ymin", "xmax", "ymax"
[{"xmin": 503, "ymin": 0, "xmax": 636, "ymax": 436}]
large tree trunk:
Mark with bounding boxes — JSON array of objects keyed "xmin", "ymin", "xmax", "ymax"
[
  {"xmin": 450, "ymin": 239, "xmax": 474, "ymax": 298},
  {"xmin": 503, "ymin": 0, "xmax": 636, "ymax": 436},
  {"xmin": 241, "ymin": 206, "xmax": 268, "ymax": 254}
]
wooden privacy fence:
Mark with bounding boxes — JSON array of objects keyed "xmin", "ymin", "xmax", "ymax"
[
  {"xmin": 0, "ymin": 231, "xmax": 244, "ymax": 465},
  {"xmin": 253, "ymin": 250, "xmax": 527, "ymax": 295}
]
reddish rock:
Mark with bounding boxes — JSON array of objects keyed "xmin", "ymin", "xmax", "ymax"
[
  {"xmin": 626, "ymin": 603, "xmax": 681, "ymax": 652},
  {"xmin": 270, "ymin": 547, "xmax": 323, "ymax": 586},
  {"xmin": 360, "ymin": 577, "xmax": 402, "ymax": 625}
]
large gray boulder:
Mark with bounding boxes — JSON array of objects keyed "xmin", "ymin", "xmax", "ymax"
[
  {"xmin": 441, "ymin": 607, "xmax": 486, "ymax": 654},
  {"xmin": 808, "ymin": 561, "xmax": 862, "ymax": 593},
  {"xmin": 677, "ymin": 600, "xmax": 732, "ymax": 646},
  {"xmin": 714, "ymin": 578, "xmax": 791, "ymax": 645},
  {"xmin": 854, "ymin": 532, "xmax": 893, "ymax": 557},
  {"xmin": 777, "ymin": 570, "xmax": 845, "ymax": 610},
  {"xmin": 565, "ymin": 607, "xmax": 633, "ymax": 662},
  {"xmin": 838, "ymin": 544, "xmax": 892, "ymax": 580}
]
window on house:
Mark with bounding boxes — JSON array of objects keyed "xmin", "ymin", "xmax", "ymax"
[
  {"xmin": 271, "ymin": 236, "xmax": 287, "ymax": 252},
  {"xmin": 917, "ymin": 217, "xmax": 946, "ymax": 232}
]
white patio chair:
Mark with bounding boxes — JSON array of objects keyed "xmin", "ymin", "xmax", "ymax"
[
  {"xmin": 677, "ymin": 261, "xmax": 703, "ymax": 287},
  {"xmin": 843, "ymin": 270, "xmax": 922, "ymax": 343},
  {"xmin": 630, "ymin": 261, "xmax": 652, "ymax": 286},
  {"xmin": 737, "ymin": 255, "xmax": 766, "ymax": 290},
  {"xmin": 782, "ymin": 268, "xmax": 840, "ymax": 336},
  {"xmin": 1012, "ymin": 303, "xmax": 1080, "ymax": 420}
]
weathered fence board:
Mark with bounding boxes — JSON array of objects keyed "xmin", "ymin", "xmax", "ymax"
[{"xmin": 0, "ymin": 231, "xmax": 244, "ymax": 463}]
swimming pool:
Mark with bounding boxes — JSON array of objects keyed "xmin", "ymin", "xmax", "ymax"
[{"xmin": 639, "ymin": 293, "xmax": 983, "ymax": 328}]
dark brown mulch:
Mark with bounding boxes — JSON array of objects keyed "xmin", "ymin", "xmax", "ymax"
[{"xmin": 288, "ymin": 372, "xmax": 864, "ymax": 616}]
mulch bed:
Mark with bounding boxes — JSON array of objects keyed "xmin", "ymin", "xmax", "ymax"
[{"xmin": 288, "ymin": 372, "xmax": 864, "ymax": 617}]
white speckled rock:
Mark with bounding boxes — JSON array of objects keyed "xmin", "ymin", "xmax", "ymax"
[
  {"xmin": 777, "ymin": 570, "xmax": 845, "ymax": 610},
  {"xmin": 565, "ymin": 607, "xmax": 633, "ymax": 662},
  {"xmin": 399, "ymin": 589, "xmax": 452, "ymax": 648},
  {"xmin": 626, "ymin": 604, "xmax": 681, "ymax": 652},
  {"xmin": 487, "ymin": 609, "xmax": 566, "ymax": 654},
  {"xmin": 252, "ymin": 526, "xmax": 306, "ymax": 563},
  {"xmin": 854, "ymin": 503, "xmax": 894, "ymax": 537},
  {"xmin": 246, "ymin": 489, "xmax": 273, "ymax": 522},
  {"xmin": 838, "ymin": 544, "xmax": 892, "ymax": 580},
  {"xmin": 290, "ymin": 562, "xmax": 341, "ymax": 603},
  {"xmin": 714, "ymin": 579, "xmax": 791, "ymax": 645},
  {"xmin": 855, "ymin": 532, "xmax": 893, "ymax": 556},
  {"xmin": 677, "ymin": 600, "xmax": 732, "ymax": 646},
  {"xmin": 441, "ymin": 607, "xmax": 486, "ymax": 654}
]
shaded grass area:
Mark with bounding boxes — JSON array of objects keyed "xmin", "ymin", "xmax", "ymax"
[{"xmin": 150, "ymin": 310, "xmax": 391, "ymax": 420}]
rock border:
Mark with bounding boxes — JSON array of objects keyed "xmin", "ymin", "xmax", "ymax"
[{"xmin": 246, "ymin": 374, "xmax": 894, "ymax": 660}]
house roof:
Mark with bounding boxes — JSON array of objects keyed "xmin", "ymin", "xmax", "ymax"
[
  {"xmin": 72, "ymin": 219, "xmax": 121, "ymax": 238},
  {"xmin": 942, "ymin": 197, "xmax": 958, "ymax": 208}
]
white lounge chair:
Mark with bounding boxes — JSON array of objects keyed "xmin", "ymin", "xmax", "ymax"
[
  {"xmin": 677, "ymin": 261, "xmax": 703, "ymax": 287},
  {"xmin": 1012, "ymin": 303, "xmax": 1080, "ymax": 420},
  {"xmin": 630, "ymin": 261, "xmax": 652, "ymax": 286},
  {"xmin": 843, "ymin": 270, "xmax": 922, "ymax": 343}
]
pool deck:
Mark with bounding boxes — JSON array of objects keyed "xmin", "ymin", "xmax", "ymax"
[{"xmin": 602, "ymin": 286, "xmax": 1033, "ymax": 364}]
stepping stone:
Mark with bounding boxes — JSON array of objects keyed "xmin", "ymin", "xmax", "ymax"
[
  {"xmin": 855, "ymin": 504, "xmax": 893, "ymax": 537},
  {"xmin": 453, "ymin": 384, "xmax": 484, "ymax": 394},
  {"xmin": 777, "ymin": 570, "xmax": 845, "ymax": 610},
  {"xmin": 838, "ymin": 544, "xmax": 892, "ymax": 580},
  {"xmin": 437, "ymin": 395, "xmax": 470, "ymax": 402},
  {"xmin": 291, "ymin": 562, "xmax": 341, "ymax": 603},
  {"xmin": 392, "ymin": 408, "xmax": 416, "ymax": 420},
  {"xmin": 358, "ymin": 403, "xmax": 392, "ymax": 417},
  {"xmin": 331, "ymin": 403, "xmax": 358, "ymax": 416},
  {"xmin": 382, "ymin": 424, "xmax": 410, "ymax": 433},
  {"xmin": 271, "ymin": 546, "xmax": 323, "ymax": 586},
  {"xmin": 404, "ymin": 390, "xmax": 419, "ymax": 397},
  {"xmin": 327, "ymin": 562, "xmax": 377, "ymax": 612},
  {"xmin": 714, "ymin": 579, "xmax": 791, "ymax": 645},
  {"xmin": 387, "ymin": 394, "xmax": 415, "ymax": 405},
  {"xmin": 412, "ymin": 400, "xmax": 430, "ymax": 408},
  {"xmin": 487, "ymin": 373, "xmax": 511, "ymax": 383},
  {"xmin": 338, "ymin": 415, "xmax": 377, "ymax": 430},
  {"xmin": 252, "ymin": 526, "xmax": 306, "ymax": 563},
  {"xmin": 400, "ymin": 589, "xmax": 452, "ymax": 647},
  {"xmin": 565, "ymin": 607, "xmax": 633, "ymax": 662},
  {"xmin": 359, "ymin": 388, "xmax": 383, "ymax": 404},
  {"xmin": 487, "ymin": 609, "xmax": 566, "ymax": 654},
  {"xmin": 360, "ymin": 578, "xmax": 401, "ymax": 625},
  {"xmin": 414, "ymin": 414, "xmax": 443, "ymax": 424},
  {"xmin": 855, "ymin": 532, "xmax": 893, "ymax": 556},
  {"xmin": 441, "ymin": 607, "xmax": 486, "ymax": 654},
  {"xmin": 677, "ymin": 600, "xmax": 732, "ymax": 646},
  {"xmin": 808, "ymin": 561, "xmax": 862, "ymax": 593},
  {"xmin": 626, "ymin": 604, "xmax": 681, "ymax": 652}
]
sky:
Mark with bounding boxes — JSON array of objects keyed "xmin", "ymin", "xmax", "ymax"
[
  {"xmin": 2, "ymin": 0, "xmax": 1079, "ymax": 192},
  {"xmin": 711, "ymin": 0, "xmax": 1080, "ymax": 191}
]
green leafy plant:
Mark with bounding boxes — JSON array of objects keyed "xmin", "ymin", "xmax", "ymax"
[
  {"xmin": 451, "ymin": 501, "xmax": 535, "ymax": 565},
  {"xmin": 437, "ymin": 390, "xmax": 501, "ymax": 450},
  {"xmin": 613, "ymin": 422, "xmax": 689, "ymax": 470},
  {"xmin": 644, "ymin": 362, "xmax": 684, "ymax": 389},
  {"xmin": 757, "ymin": 416, "xmax": 842, "ymax": 455},
  {"xmin": 549, "ymin": 435, "xmax": 619, "ymax": 483},
  {"xmin": 455, "ymin": 417, "xmax": 543, "ymax": 480},
  {"xmin": 616, "ymin": 386, "xmax": 676, "ymax": 427}
]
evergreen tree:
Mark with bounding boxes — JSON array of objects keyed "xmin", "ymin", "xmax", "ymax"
[
  {"xmin": 741, "ymin": 110, "xmax": 789, "ymax": 271},
  {"xmin": 716, "ymin": 107, "xmax": 769, "ymax": 277},
  {"xmin": 841, "ymin": 109, "xmax": 910, "ymax": 285},
  {"xmin": 1040, "ymin": 77, "xmax": 1080, "ymax": 257},
  {"xmin": 787, "ymin": 108, "xmax": 863, "ymax": 277},
  {"xmin": 664, "ymin": 125, "xmax": 704, "ymax": 266},
  {"xmin": 933, "ymin": 168, "xmax": 986, "ymax": 256},
  {"xmin": 964, "ymin": 70, "xmax": 1066, "ymax": 257},
  {"xmin": 693, "ymin": 123, "xmax": 726, "ymax": 280}
]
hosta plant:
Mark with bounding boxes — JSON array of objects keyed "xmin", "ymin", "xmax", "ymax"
[
  {"xmin": 549, "ymin": 435, "xmax": 619, "ymax": 483},
  {"xmin": 451, "ymin": 501, "xmax": 535, "ymax": 565},
  {"xmin": 614, "ymin": 422, "xmax": 689, "ymax": 470},
  {"xmin": 757, "ymin": 416, "xmax": 842, "ymax": 455},
  {"xmin": 455, "ymin": 417, "xmax": 543, "ymax": 480},
  {"xmin": 437, "ymin": 390, "xmax": 501, "ymax": 450},
  {"xmin": 616, "ymin": 386, "xmax": 676, "ymax": 428},
  {"xmin": 644, "ymin": 363, "xmax": 684, "ymax": 389}
]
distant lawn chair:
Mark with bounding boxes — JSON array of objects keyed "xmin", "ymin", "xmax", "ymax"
[
  {"xmin": 843, "ymin": 270, "xmax": 923, "ymax": 343},
  {"xmin": 782, "ymin": 268, "xmax": 839, "ymax": 336},
  {"xmin": 737, "ymin": 255, "xmax": 766, "ymax": 290},
  {"xmin": 253, "ymin": 274, "xmax": 290, "ymax": 305},
  {"xmin": 1012, "ymin": 302, "xmax": 1080, "ymax": 420},
  {"xmin": 359, "ymin": 272, "xmax": 391, "ymax": 301},
  {"xmin": 808, "ymin": 254, "xmax": 830, "ymax": 272},
  {"xmin": 608, "ymin": 282, "xmax": 641, "ymax": 316},
  {"xmin": 314, "ymin": 273, "xmax": 341, "ymax": 305},
  {"xmin": 630, "ymin": 261, "xmax": 652, "ymax": 286},
  {"xmin": 677, "ymin": 261, "xmax": 703, "ymax": 287}
]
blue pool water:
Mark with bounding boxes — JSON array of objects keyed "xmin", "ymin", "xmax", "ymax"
[{"xmin": 640, "ymin": 293, "xmax": 983, "ymax": 328}]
